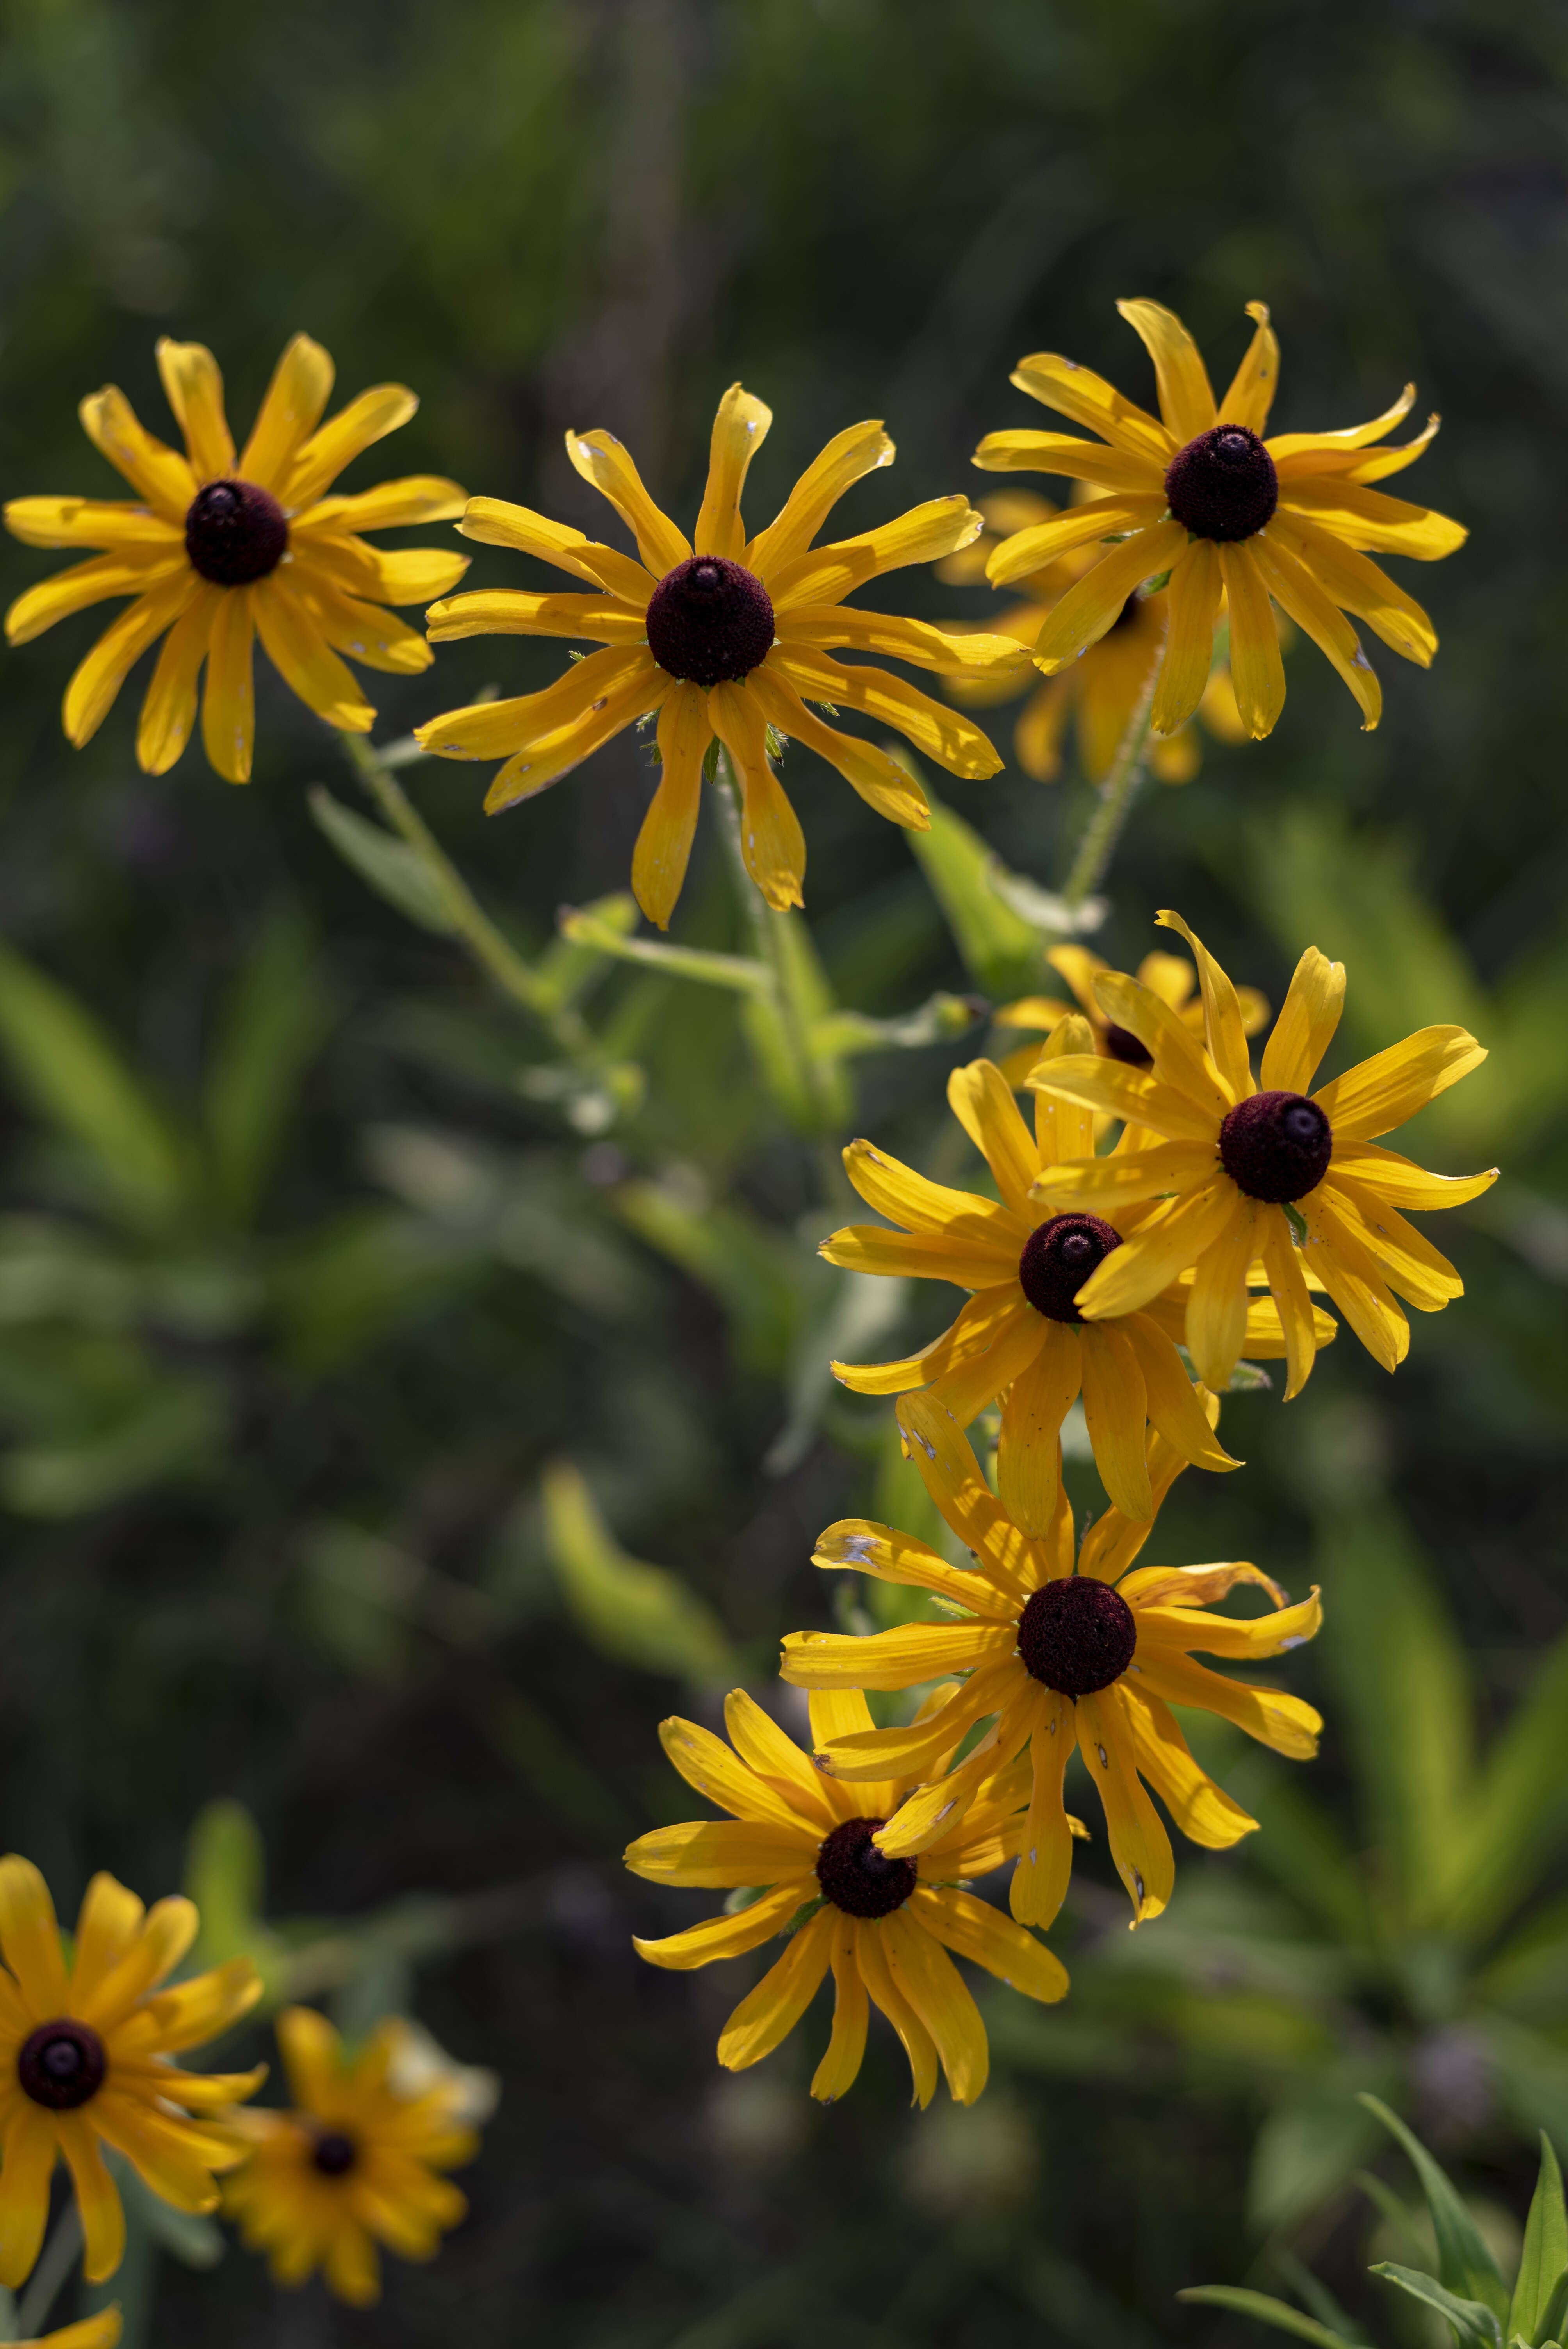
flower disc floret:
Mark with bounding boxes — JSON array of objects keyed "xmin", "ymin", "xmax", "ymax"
[
  {"xmin": 1164, "ymin": 424, "xmax": 1278, "ymax": 541},
  {"xmin": 815, "ymin": 1817, "xmax": 917, "ymax": 1918},
  {"xmin": 18, "ymin": 2018, "xmax": 106, "ymax": 2109},
  {"xmin": 1017, "ymin": 1211, "xmax": 1121, "ymax": 1322},
  {"xmin": 1220, "ymin": 1089, "xmax": 1333, "ymax": 1203},
  {"xmin": 184, "ymin": 478, "xmax": 288, "ymax": 585},
  {"xmin": 645, "ymin": 554, "xmax": 775, "ymax": 687},
  {"xmin": 1017, "ymin": 1577, "xmax": 1137, "ymax": 1697},
  {"xmin": 311, "ymin": 2130, "xmax": 358, "ymax": 2176}
]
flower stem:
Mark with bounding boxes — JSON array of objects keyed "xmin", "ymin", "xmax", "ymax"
[
  {"xmin": 17, "ymin": 2205, "xmax": 82, "ymax": 2338},
  {"xmin": 1057, "ymin": 649, "xmax": 1160, "ymax": 915}
]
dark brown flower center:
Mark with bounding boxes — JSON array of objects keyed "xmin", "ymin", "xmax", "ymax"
[
  {"xmin": 816, "ymin": 1817, "xmax": 917, "ymax": 1919},
  {"xmin": 1164, "ymin": 425, "xmax": 1278, "ymax": 542},
  {"xmin": 1018, "ymin": 1212, "xmax": 1122, "ymax": 1322},
  {"xmin": 184, "ymin": 478, "xmax": 289, "ymax": 586},
  {"xmin": 1102, "ymin": 1021, "xmax": 1152, "ymax": 1068},
  {"xmin": 311, "ymin": 2129, "xmax": 358, "ymax": 2176},
  {"xmin": 1017, "ymin": 1577, "xmax": 1137, "ymax": 1697},
  {"xmin": 644, "ymin": 555, "xmax": 775, "ymax": 690},
  {"xmin": 1219, "ymin": 1089, "xmax": 1333, "ymax": 1203},
  {"xmin": 19, "ymin": 2019, "xmax": 107, "ymax": 2110}
]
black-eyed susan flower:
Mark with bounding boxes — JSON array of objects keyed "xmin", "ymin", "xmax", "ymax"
[
  {"xmin": 416, "ymin": 385, "xmax": 1028, "ymax": 925},
  {"xmin": 4, "ymin": 335, "xmax": 469, "ymax": 782},
  {"xmin": 1, "ymin": 2316, "xmax": 121, "ymax": 2349},
  {"xmin": 1027, "ymin": 912, "xmax": 1497, "ymax": 1395},
  {"xmin": 0, "ymin": 1856, "xmax": 263, "ymax": 2289},
  {"xmin": 822, "ymin": 1023, "xmax": 1332, "ymax": 1535},
  {"xmin": 625, "ymin": 1689, "xmax": 1066, "ymax": 2108},
  {"xmin": 783, "ymin": 1391, "xmax": 1321, "ymax": 1930},
  {"xmin": 991, "ymin": 939, "xmax": 1267, "ymax": 1092},
  {"xmin": 223, "ymin": 2007, "xmax": 481, "ymax": 2306},
  {"xmin": 939, "ymin": 492, "xmax": 1264, "ymax": 783},
  {"xmin": 975, "ymin": 301, "xmax": 1466, "ymax": 740}
]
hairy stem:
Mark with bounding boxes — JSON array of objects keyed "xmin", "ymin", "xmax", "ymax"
[
  {"xmin": 1057, "ymin": 649, "xmax": 1160, "ymax": 914},
  {"xmin": 17, "ymin": 2206, "xmax": 82, "ymax": 2338}
]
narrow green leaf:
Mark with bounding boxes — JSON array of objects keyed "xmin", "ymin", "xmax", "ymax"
[
  {"xmin": 1176, "ymin": 2288, "xmax": 1355, "ymax": 2349},
  {"xmin": 555, "ymin": 905, "xmax": 767, "ymax": 993},
  {"xmin": 309, "ymin": 785, "xmax": 457, "ymax": 934},
  {"xmin": 1536, "ymin": 2274, "xmax": 1568, "ymax": 2349},
  {"xmin": 1360, "ymin": 2096, "xmax": 1509, "ymax": 2322},
  {"xmin": 1370, "ymin": 2264, "xmax": 1500, "ymax": 2349},
  {"xmin": 204, "ymin": 906, "xmax": 331, "ymax": 1225},
  {"xmin": 906, "ymin": 789, "xmax": 1042, "ymax": 1000},
  {"xmin": 0, "ymin": 943, "xmax": 189, "ymax": 1230},
  {"xmin": 1511, "ymin": 2137, "xmax": 1568, "ymax": 2345},
  {"xmin": 541, "ymin": 1462, "xmax": 735, "ymax": 1682},
  {"xmin": 1447, "ymin": 1638, "xmax": 1568, "ymax": 1943}
]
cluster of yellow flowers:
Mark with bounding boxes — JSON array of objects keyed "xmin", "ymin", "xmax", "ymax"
[{"xmin": 0, "ymin": 294, "xmax": 1481, "ymax": 2285}]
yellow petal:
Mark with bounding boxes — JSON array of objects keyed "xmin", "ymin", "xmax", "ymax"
[
  {"xmin": 1150, "ymin": 538, "xmax": 1222, "ymax": 736},
  {"xmin": 745, "ymin": 420, "xmax": 894, "ymax": 579},
  {"xmin": 78, "ymin": 387, "xmax": 195, "ymax": 523},
  {"xmin": 1015, "ymin": 675, "xmax": 1073, "ymax": 779},
  {"xmin": 5, "ymin": 548, "xmax": 188, "ymax": 646},
  {"xmin": 822, "ymin": 1225, "xmax": 1019, "ymax": 1287},
  {"xmin": 1251, "ymin": 529, "xmax": 1381, "ymax": 729},
  {"xmin": 1260, "ymin": 945, "xmax": 1346, "ymax": 1094},
  {"xmin": 69, "ymin": 1873, "xmax": 146, "ymax": 2013},
  {"xmin": 1121, "ymin": 1312, "xmax": 1238, "ymax": 1473},
  {"xmin": 294, "ymin": 475, "xmax": 467, "ymax": 531},
  {"xmin": 1215, "ymin": 543, "xmax": 1285, "ymax": 737},
  {"xmin": 1327, "ymin": 1142, "xmax": 1497, "ymax": 1210},
  {"xmin": 1266, "ymin": 511, "xmax": 1436, "ymax": 666},
  {"xmin": 925, "ymin": 1297, "xmax": 1049, "ymax": 1428},
  {"xmin": 456, "ymin": 496, "xmax": 617, "ymax": 587},
  {"xmin": 1313, "ymin": 1025, "xmax": 1486, "ymax": 1141},
  {"xmin": 718, "ymin": 1910, "xmax": 834, "ymax": 2072},
  {"xmin": 155, "ymin": 339, "xmax": 235, "ymax": 481},
  {"xmin": 631, "ymin": 1878, "xmax": 815, "ymax": 1971},
  {"xmin": 996, "ymin": 1322, "xmax": 1079, "ymax": 1538},
  {"xmin": 566, "ymin": 428, "xmax": 691, "ymax": 575},
  {"xmin": 656, "ymin": 1713, "xmax": 821, "ymax": 1835},
  {"xmin": 1215, "ymin": 301, "xmax": 1279, "ymax": 433},
  {"xmin": 1257, "ymin": 1204, "xmax": 1319, "ymax": 1400},
  {"xmin": 56, "ymin": 2114, "xmax": 125, "ymax": 2283},
  {"xmin": 0, "ymin": 2104, "xmax": 57, "ymax": 2289},
  {"xmin": 1184, "ymin": 1198, "xmax": 1260, "ymax": 1392},
  {"xmin": 417, "ymin": 645, "xmax": 655, "ymax": 760},
  {"xmin": 1030, "ymin": 1012, "xmax": 1098, "ymax": 1163},
  {"xmin": 1153, "ymin": 910, "xmax": 1253, "ymax": 1101},
  {"xmin": 853, "ymin": 1918, "xmax": 938, "ymax": 2109},
  {"xmin": 811, "ymin": 1518, "xmax": 1018, "ymax": 1621},
  {"xmin": 836, "ymin": 1137, "xmax": 1018, "ymax": 1245},
  {"xmin": 830, "ymin": 1284, "xmax": 1028, "ymax": 1398},
  {"xmin": 238, "ymin": 334, "xmax": 335, "ymax": 493},
  {"xmin": 708, "ymin": 679, "xmax": 805, "ymax": 909},
  {"xmin": 1078, "ymin": 1322, "xmax": 1153, "ymax": 1518},
  {"xmin": 746, "ymin": 665, "xmax": 931, "ymax": 829},
  {"xmin": 280, "ymin": 383, "xmax": 419, "ymax": 510},
  {"xmin": 947, "ymin": 1057, "xmax": 1041, "ymax": 1216},
  {"xmin": 971, "ymin": 430, "xmax": 1165, "ymax": 494},
  {"xmin": 62, "ymin": 572, "xmax": 200, "ymax": 749},
  {"xmin": 485, "ymin": 667, "xmax": 669, "ymax": 813},
  {"xmin": 1008, "ymin": 353, "xmax": 1174, "ymax": 463},
  {"xmin": 632, "ymin": 681, "xmax": 709, "ymax": 929},
  {"xmin": 811, "ymin": 1915, "xmax": 869, "ymax": 2103},
  {"xmin": 136, "ymin": 587, "xmax": 219, "ymax": 776},
  {"xmin": 1030, "ymin": 519, "xmax": 1187, "ymax": 672},
  {"xmin": 1026, "ymin": 1054, "xmax": 1218, "ymax": 1145},
  {"xmin": 1089, "ymin": 970, "xmax": 1231, "ymax": 1121},
  {"xmin": 1137, "ymin": 1584, "xmax": 1322, "ymax": 1661},
  {"xmin": 1076, "ymin": 1686, "xmax": 1172, "ymax": 1924},
  {"xmin": 765, "ymin": 496, "xmax": 982, "ymax": 610},
  {"xmin": 200, "ymin": 586, "xmax": 256, "ymax": 784},
  {"xmin": 424, "ymin": 588, "xmax": 649, "ymax": 644},
  {"xmin": 879, "ymin": 1911, "xmax": 988, "ymax": 2105},
  {"xmin": 912, "ymin": 1880, "xmax": 1068, "ymax": 2006},
  {"xmin": 252, "ymin": 577, "xmax": 374, "ymax": 732},
  {"xmin": 1116, "ymin": 299, "xmax": 1217, "ymax": 440},
  {"xmin": 1322, "ymin": 1176, "xmax": 1462, "ymax": 1311},
  {"xmin": 1265, "ymin": 385, "xmax": 1417, "ymax": 460},
  {"xmin": 624, "ymin": 1821, "xmax": 818, "ymax": 1889},
  {"xmin": 1119, "ymin": 1686, "xmax": 1258, "ymax": 1848},
  {"xmin": 1072, "ymin": 1180, "xmax": 1239, "ymax": 1321},
  {"xmin": 766, "ymin": 644, "xmax": 1001, "ymax": 779},
  {"xmin": 1007, "ymin": 1688, "xmax": 1078, "ymax": 1929},
  {"xmin": 693, "ymin": 385, "xmax": 772, "ymax": 561},
  {"xmin": 782, "ymin": 1620, "xmax": 1014, "ymax": 1693},
  {"xmin": 984, "ymin": 495, "xmax": 1170, "ymax": 586},
  {"xmin": 5, "ymin": 496, "xmax": 179, "ymax": 551},
  {"xmin": 894, "ymin": 1391, "xmax": 1037, "ymax": 1600},
  {"xmin": 780, "ymin": 602, "xmax": 1034, "ymax": 675},
  {"xmin": 303, "ymin": 585, "xmax": 430, "ymax": 677},
  {"xmin": 1078, "ymin": 1413, "xmax": 1209, "ymax": 1583},
  {"xmin": 723, "ymin": 1690, "xmax": 841, "ymax": 1832},
  {"xmin": 1275, "ymin": 479, "xmax": 1466, "ymax": 561},
  {"xmin": 818, "ymin": 1663, "xmax": 1019, "ymax": 1786},
  {"xmin": 1134, "ymin": 1647, "xmax": 1322, "ymax": 1759}
]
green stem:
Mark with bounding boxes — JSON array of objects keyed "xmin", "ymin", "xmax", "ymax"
[
  {"xmin": 340, "ymin": 734, "xmax": 597, "ymax": 1066},
  {"xmin": 1057, "ymin": 649, "xmax": 1160, "ymax": 914},
  {"xmin": 711, "ymin": 750, "xmax": 838, "ymax": 1144},
  {"xmin": 17, "ymin": 2206, "xmax": 82, "ymax": 2337}
]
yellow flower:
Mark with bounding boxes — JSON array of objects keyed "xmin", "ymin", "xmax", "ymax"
[
  {"xmin": 975, "ymin": 300, "xmax": 1467, "ymax": 740},
  {"xmin": 1027, "ymin": 911, "xmax": 1498, "ymax": 1395},
  {"xmin": 0, "ymin": 1857, "xmax": 263, "ymax": 2289},
  {"xmin": 991, "ymin": 939, "xmax": 1268, "ymax": 1092},
  {"xmin": 939, "ymin": 492, "xmax": 1261, "ymax": 782},
  {"xmin": 821, "ymin": 1025, "xmax": 1333, "ymax": 1535},
  {"xmin": 1, "ymin": 2315, "xmax": 121, "ymax": 2349},
  {"xmin": 4, "ymin": 335, "xmax": 469, "ymax": 783},
  {"xmin": 625, "ymin": 1689, "xmax": 1066, "ymax": 2108},
  {"xmin": 223, "ymin": 2007, "xmax": 479, "ymax": 2306},
  {"xmin": 783, "ymin": 1391, "xmax": 1322, "ymax": 1930},
  {"xmin": 416, "ymin": 385, "xmax": 1028, "ymax": 925}
]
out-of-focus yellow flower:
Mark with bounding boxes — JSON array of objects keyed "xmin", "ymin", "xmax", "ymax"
[
  {"xmin": 784, "ymin": 1392, "xmax": 1321, "ymax": 1931},
  {"xmin": 820, "ymin": 1029, "xmax": 1332, "ymax": 1534},
  {"xmin": 1028, "ymin": 912, "xmax": 1497, "ymax": 1394},
  {"xmin": 938, "ymin": 492, "xmax": 1263, "ymax": 783},
  {"xmin": 1, "ymin": 2311, "xmax": 121, "ymax": 2349},
  {"xmin": 4, "ymin": 335, "xmax": 469, "ymax": 782},
  {"xmin": 975, "ymin": 301, "xmax": 1466, "ymax": 739},
  {"xmin": 417, "ymin": 385, "xmax": 1030, "ymax": 925},
  {"xmin": 224, "ymin": 2007, "xmax": 482, "ymax": 2307},
  {"xmin": 625, "ymin": 1689, "xmax": 1067, "ymax": 2108},
  {"xmin": 0, "ymin": 1857, "xmax": 263, "ymax": 2289},
  {"xmin": 991, "ymin": 940, "xmax": 1267, "ymax": 1091}
]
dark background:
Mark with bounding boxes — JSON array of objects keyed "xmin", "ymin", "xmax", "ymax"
[{"xmin": 0, "ymin": 0, "xmax": 1566, "ymax": 2342}]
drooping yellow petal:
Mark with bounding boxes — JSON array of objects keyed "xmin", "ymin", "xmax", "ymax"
[
  {"xmin": 1137, "ymin": 1585, "xmax": 1321, "ymax": 1661},
  {"xmin": 1031, "ymin": 519, "xmax": 1187, "ymax": 673},
  {"xmin": 984, "ymin": 495, "xmax": 1170, "ymax": 586},
  {"xmin": 280, "ymin": 383, "xmax": 419, "ymax": 510},
  {"xmin": 417, "ymin": 645, "xmax": 656, "ymax": 761},
  {"xmin": 1119, "ymin": 1687, "xmax": 1258, "ymax": 1848},
  {"xmin": 1115, "ymin": 300, "xmax": 1217, "ymax": 441},
  {"xmin": 693, "ymin": 385, "xmax": 773, "ymax": 561},
  {"xmin": 1076, "ymin": 1686, "xmax": 1173, "ymax": 1924},
  {"xmin": 1151, "ymin": 539, "xmax": 1223, "ymax": 736},
  {"xmin": 1007, "ymin": 1688, "xmax": 1078, "ymax": 1928},
  {"xmin": 853, "ymin": 1919, "xmax": 938, "ymax": 2109},
  {"xmin": 61, "ymin": 572, "xmax": 200, "ymax": 749},
  {"xmin": 1184, "ymin": 1198, "xmax": 1260, "ymax": 1392},
  {"xmin": 485, "ymin": 669, "xmax": 670, "ymax": 814},
  {"xmin": 894, "ymin": 1391, "xmax": 1038, "ymax": 1600},
  {"xmin": 252, "ymin": 577, "xmax": 374, "ymax": 732},
  {"xmin": 927, "ymin": 1298, "xmax": 1049, "ymax": 1427},
  {"xmin": 200, "ymin": 586, "xmax": 256, "ymax": 784},
  {"xmin": 1008, "ymin": 354, "xmax": 1174, "ymax": 463},
  {"xmin": 811, "ymin": 1915, "xmax": 870, "ymax": 2103},
  {"xmin": 1121, "ymin": 1312, "xmax": 1238, "ymax": 1474},
  {"xmin": 155, "ymin": 339, "xmax": 235, "ymax": 482},
  {"xmin": 237, "ymin": 334, "xmax": 335, "ymax": 493},
  {"xmin": 766, "ymin": 645, "xmax": 1001, "ymax": 779},
  {"xmin": 1266, "ymin": 510, "xmax": 1436, "ymax": 666},
  {"xmin": 56, "ymin": 2114, "xmax": 127, "ymax": 2283},
  {"xmin": 815, "ymin": 1661, "xmax": 1021, "ymax": 1784},
  {"xmin": 304, "ymin": 586, "xmax": 431, "ymax": 677},
  {"xmin": 5, "ymin": 548, "xmax": 189, "ymax": 646},
  {"xmin": 1312, "ymin": 1025, "xmax": 1487, "ymax": 1141},
  {"xmin": 0, "ymin": 2103, "xmax": 57, "ymax": 2289},
  {"xmin": 997, "ymin": 1323, "xmax": 1080, "ymax": 1537},
  {"xmin": 745, "ymin": 420, "xmax": 894, "ymax": 581},
  {"xmin": 1260, "ymin": 945, "xmax": 1346, "ymax": 1094},
  {"xmin": 565, "ymin": 429, "xmax": 692, "ymax": 576},
  {"xmin": 1321, "ymin": 1177, "xmax": 1462, "ymax": 1312},
  {"xmin": 632, "ymin": 1878, "xmax": 816, "ymax": 1971},
  {"xmin": 1257, "ymin": 1204, "xmax": 1319, "ymax": 1400},
  {"xmin": 880, "ymin": 1911, "xmax": 989, "ymax": 2106},
  {"xmin": 1078, "ymin": 1322, "xmax": 1153, "ymax": 1518},
  {"xmin": 708, "ymin": 679, "xmax": 805, "ymax": 909},
  {"xmin": 746, "ymin": 665, "xmax": 931, "ymax": 829},
  {"xmin": 1216, "ymin": 301, "xmax": 1279, "ymax": 433},
  {"xmin": 1215, "ymin": 543, "xmax": 1285, "ymax": 737},
  {"xmin": 830, "ymin": 1284, "xmax": 1029, "ymax": 1399},
  {"xmin": 1251, "ymin": 529, "xmax": 1381, "ymax": 729},
  {"xmin": 631, "ymin": 682, "xmax": 709, "ymax": 930},
  {"xmin": 135, "ymin": 586, "xmax": 219, "ymax": 775}
]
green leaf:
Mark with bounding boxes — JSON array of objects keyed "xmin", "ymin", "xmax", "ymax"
[
  {"xmin": 906, "ymin": 789, "xmax": 1043, "ymax": 1000},
  {"xmin": 1536, "ymin": 2278, "xmax": 1568, "ymax": 2349},
  {"xmin": 1176, "ymin": 2288, "xmax": 1356, "ymax": 2349},
  {"xmin": 541, "ymin": 1461, "xmax": 735, "ymax": 1682},
  {"xmin": 1370, "ymin": 2264, "xmax": 1501, "ymax": 2349},
  {"xmin": 0, "ymin": 1378, "xmax": 224, "ymax": 1517},
  {"xmin": 203, "ymin": 905, "xmax": 331, "ymax": 1225},
  {"xmin": 309, "ymin": 785, "xmax": 457, "ymax": 934},
  {"xmin": 1360, "ymin": 2096, "xmax": 1509, "ymax": 2322},
  {"xmin": 1444, "ymin": 1633, "xmax": 1568, "ymax": 1943},
  {"xmin": 1320, "ymin": 1511, "xmax": 1475, "ymax": 1935},
  {"xmin": 555, "ymin": 904, "xmax": 768, "ymax": 994},
  {"xmin": 1511, "ymin": 2137, "xmax": 1568, "ymax": 2346},
  {"xmin": 0, "ymin": 943, "xmax": 190, "ymax": 1230},
  {"xmin": 737, "ymin": 905, "xmax": 851, "ymax": 1134}
]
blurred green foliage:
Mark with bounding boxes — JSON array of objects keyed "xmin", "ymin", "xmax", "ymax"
[{"xmin": 0, "ymin": 1, "xmax": 1567, "ymax": 2345}]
